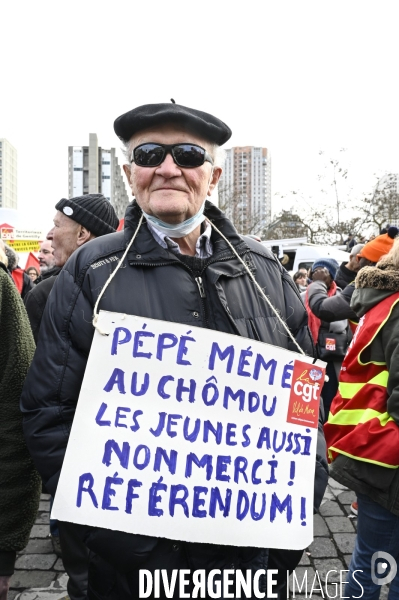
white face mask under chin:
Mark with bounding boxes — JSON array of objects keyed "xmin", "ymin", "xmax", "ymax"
[{"xmin": 142, "ymin": 199, "xmax": 207, "ymax": 238}]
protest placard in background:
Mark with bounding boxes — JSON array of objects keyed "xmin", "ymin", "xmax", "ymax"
[{"xmin": 52, "ymin": 310, "xmax": 325, "ymax": 550}]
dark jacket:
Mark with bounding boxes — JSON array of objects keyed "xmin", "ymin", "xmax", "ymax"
[
  {"xmin": 304, "ymin": 282, "xmax": 351, "ymax": 421},
  {"xmin": 34, "ymin": 265, "xmax": 61, "ymax": 286},
  {"xmin": 307, "ymin": 280, "xmax": 358, "ymax": 323},
  {"xmin": 334, "ymin": 261, "xmax": 356, "ymax": 290},
  {"xmin": 24, "ymin": 266, "xmax": 61, "ymax": 343},
  {"xmin": 21, "ymin": 201, "xmax": 328, "ymax": 598},
  {"xmin": 0, "ymin": 264, "xmax": 41, "ymax": 576},
  {"xmin": 329, "ymin": 258, "xmax": 399, "ymax": 515},
  {"xmin": 304, "ymin": 282, "xmax": 350, "ymax": 362}
]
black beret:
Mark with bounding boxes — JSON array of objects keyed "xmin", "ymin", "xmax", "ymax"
[{"xmin": 114, "ymin": 102, "xmax": 232, "ymax": 146}]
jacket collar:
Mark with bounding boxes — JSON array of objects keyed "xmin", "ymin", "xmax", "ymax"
[
  {"xmin": 123, "ymin": 200, "xmax": 250, "ymax": 266},
  {"xmin": 36, "ymin": 266, "xmax": 61, "ymax": 283}
]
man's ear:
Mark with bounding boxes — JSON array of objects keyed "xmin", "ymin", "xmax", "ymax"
[
  {"xmin": 123, "ymin": 164, "xmax": 135, "ymax": 196},
  {"xmin": 207, "ymin": 166, "xmax": 222, "ymax": 196},
  {"xmin": 77, "ymin": 226, "xmax": 94, "ymax": 247}
]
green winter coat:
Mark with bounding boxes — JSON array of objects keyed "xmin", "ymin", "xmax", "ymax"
[{"xmin": 0, "ymin": 264, "xmax": 41, "ymax": 575}]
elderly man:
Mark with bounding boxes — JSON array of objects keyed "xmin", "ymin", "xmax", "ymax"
[
  {"xmin": 23, "ymin": 194, "xmax": 118, "ymax": 600},
  {"xmin": 21, "ymin": 102, "xmax": 328, "ymax": 599},
  {"xmin": 25, "ymin": 193, "xmax": 119, "ymax": 343}
]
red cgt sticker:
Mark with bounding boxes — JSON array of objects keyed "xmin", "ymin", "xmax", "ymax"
[
  {"xmin": 325, "ymin": 338, "xmax": 336, "ymax": 351},
  {"xmin": 286, "ymin": 360, "xmax": 325, "ymax": 428}
]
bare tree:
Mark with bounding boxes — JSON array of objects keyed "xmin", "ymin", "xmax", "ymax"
[
  {"xmin": 218, "ymin": 183, "xmax": 266, "ymax": 236},
  {"xmin": 271, "ymin": 198, "xmax": 368, "ymax": 245},
  {"xmin": 272, "ymin": 150, "xmax": 372, "ymax": 244},
  {"xmin": 263, "ymin": 210, "xmax": 306, "ymax": 240},
  {"xmin": 317, "ymin": 150, "xmax": 349, "ymax": 241},
  {"xmin": 359, "ymin": 180, "xmax": 399, "ymax": 233}
]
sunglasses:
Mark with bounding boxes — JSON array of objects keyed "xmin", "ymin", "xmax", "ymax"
[{"xmin": 131, "ymin": 143, "xmax": 214, "ymax": 168}]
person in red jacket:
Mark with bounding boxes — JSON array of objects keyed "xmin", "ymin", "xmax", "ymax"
[{"xmin": 325, "ymin": 239, "xmax": 399, "ymax": 598}]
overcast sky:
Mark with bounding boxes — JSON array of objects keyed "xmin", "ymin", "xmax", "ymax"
[{"xmin": 2, "ymin": 0, "xmax": 398, "ymax": 232}]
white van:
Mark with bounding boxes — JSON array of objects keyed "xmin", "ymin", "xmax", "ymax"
[
  {"xmin": 261, "ymin": 238, "xmax": 349, "ymax": 274},
  {"xmin": 290, "ymin": 245, "xmax": 350, "ymax": 274}
]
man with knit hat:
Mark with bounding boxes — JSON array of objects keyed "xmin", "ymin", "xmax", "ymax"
[
  {"xmin": 23, "ymin": 194, "xmax": 118, "ymax": 600},
  {"xmin": 25, "ymin": 193, "xmax": 119, "ymax": 343}
]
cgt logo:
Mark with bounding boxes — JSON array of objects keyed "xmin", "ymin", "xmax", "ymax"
[
  {"xmin": 371, "ymin": 551, "xmax": 397, "ymax": 586},
  {"xmin": 293, "ymin": 380, "xmax": 321, "ymax": 403},
  {"xmin": 286, "ymin": 361, "xmax": 325, "ymax": 429}
]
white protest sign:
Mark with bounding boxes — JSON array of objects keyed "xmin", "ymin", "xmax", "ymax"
[{"xmin": 52, "ymin": 310, "xmax": 325, "ymax": 549}]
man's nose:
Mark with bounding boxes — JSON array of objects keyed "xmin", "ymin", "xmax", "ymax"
[
  {"xmin": 155, "ymin": 152, "xmax": 181, "ymax": 177},
  {"xmin": 47, "ymin": 228, "xmax": 54, "ymax": 240}
]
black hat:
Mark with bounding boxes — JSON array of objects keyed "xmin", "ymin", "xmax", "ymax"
[
  {"xmin": 55, "ymin": 194, "xmax": 119, "ymax": 237},
  {"xmin": 114, "ymin": 101, "xmax": 232, "ymax": 146}
]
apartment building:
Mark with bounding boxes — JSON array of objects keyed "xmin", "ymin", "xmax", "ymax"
[
  {"xmin": 68, "ymin": 133, "xmax": 129, "ymax": 219},
  {"xmin": 218, "ymin": 146, "xmax": 271, "ymax": 236}
]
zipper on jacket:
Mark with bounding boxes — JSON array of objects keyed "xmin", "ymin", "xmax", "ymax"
[
  {"xmin": 195, "ymin": 276, "xmax": 206, "ymax": 298},
  {"xmin": 129, "ymin": 254, "xmax": 251, "ymax": 331},
  {"xmin": 194, "ymin": 276, "xmax": 210, "ymax": 328}
]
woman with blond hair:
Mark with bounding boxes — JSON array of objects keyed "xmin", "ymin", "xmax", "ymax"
[{"xmin": 325, "ymin": 239, "xmax": 399, "ymax": 598}]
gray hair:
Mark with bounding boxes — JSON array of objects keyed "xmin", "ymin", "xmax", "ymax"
[
  {"xmin": 350, "ymin": 243, "xmax": 365, "ymax": 257},
  {"xmin": 122, "ymin": 140, "xmax": 226, "ymax": 169}
]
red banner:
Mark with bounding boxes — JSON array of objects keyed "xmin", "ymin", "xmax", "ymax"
[{"xmin": 25, "ymin": 252, "xmax": 40, "ymax": 271}]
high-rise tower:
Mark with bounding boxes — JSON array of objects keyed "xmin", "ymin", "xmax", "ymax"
[
  {"xmin": 68, "ymin": 134, "xmax": 129, "ymax": 219},
  {"xmin": 218, "ymin": 146, "xmax": 271, "ymax": 236}
]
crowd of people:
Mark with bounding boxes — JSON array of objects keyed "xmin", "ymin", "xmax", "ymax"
[
  {"xmin": 291, "ymin": 227, "xmax": 399, "ymax": 598},
  {"xmin": 1, "ymin": 100, "xmax": 398, "ymax": 599}
]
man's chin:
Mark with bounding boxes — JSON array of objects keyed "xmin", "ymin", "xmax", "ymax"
[
  {"xmin": 147, "ymin": 195, "xmax": 189, "ymax": 221},
  {"xmin": 148, "ymin": 208, "xmax": 187, "ymax": 224}
]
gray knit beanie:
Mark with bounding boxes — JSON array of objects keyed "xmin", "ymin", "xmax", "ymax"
[{"xmin": 55, "ymin": 194, "xmax": 119, "ymax": 237}]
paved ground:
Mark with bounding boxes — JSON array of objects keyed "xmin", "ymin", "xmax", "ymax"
[{"xmin": 10, "ymin": 480, "xmax": 390, "ymax": 599}]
